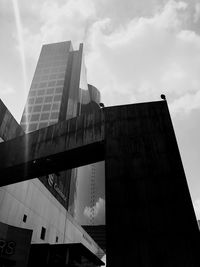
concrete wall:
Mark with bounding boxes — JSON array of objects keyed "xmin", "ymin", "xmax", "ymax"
[
  {"xmin": 105, "ymin": 101, "xmax": 200, "ymax": 266},
  {"xmin": 0, "ymin": 178, "xmax": 102, "ymax": 256}
]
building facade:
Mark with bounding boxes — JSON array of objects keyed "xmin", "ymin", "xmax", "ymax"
[{"xmin": 0, "ymin": 41, "xmax": 105, "ymax": 258}]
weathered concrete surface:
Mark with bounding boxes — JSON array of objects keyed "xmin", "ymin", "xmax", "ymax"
[
  {"xmin": 0, "ymin": 109, "xmax": 104, "ymax": 186},
  {"xmin": 104, "ymin": 101, "xmax": 200, "ymax": 267},
  {"xmin": 0, "ymin": 100, "xmax": 199, "ymax": 266},
  {"xmin": 0, "ymin": 99, "xmax": 24, "ymax": 141}
]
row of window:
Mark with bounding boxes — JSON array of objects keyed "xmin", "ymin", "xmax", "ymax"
[
  {"xmin": 28, "ymin": 94, "xmax": 62, "ymax": 105},
  {"xmin": 22, "ymin": 214, "xmax": 58, "ymax": 242},
  {"xmin": 35, "ymin": 65, "xmax": 66, "ymax": 75},
  {"xmin": 32, "ymin": 72, "xmax": 65, "ymax": 82},
  {"xmin": 30, "ymin": 111, "xmax": 59, "ymax": 122},
  {"xmin": 24, "ymin": 101, "xmax": 61, "ymax": 115},
  {"xmin": 29, "ymin": 87, "xmax": 63, "ymax": 96},
  {"xmin": 38, "ymin": 56, "xmax": 67, "ymax": 63},
  {"xmin": 37, "ymin": 60, "xmax": 67, "ymax": 68},
  {"xmin": 41, "ymin": 47, "xmax": 68, "ymax": 55},
  {"xmin": 41, "ymin": 45, "xmax": 69, "ymax": 56},
  {"xmin": 31, "ymin": 80, "xmax": 64, "ymax": 89},
  {"xmin": 21, "ymin": 113, "xmax": 58, "ymax": 125}
]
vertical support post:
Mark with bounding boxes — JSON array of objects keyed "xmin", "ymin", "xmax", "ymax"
[{"xmin": 104, "ymin": 101, "xmax": 200, "ymax": 266}]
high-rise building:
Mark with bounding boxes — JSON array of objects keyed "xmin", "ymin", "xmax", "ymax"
[
  {"xmin": 20, "ymin": 40, "xmax": 105, "ymax": 225},
  {"xmin": 0, "ymin": 41, "xmax": 105, "ymax": 258}
]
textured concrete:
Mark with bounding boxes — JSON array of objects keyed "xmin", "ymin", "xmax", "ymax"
[
  {"xmin": 0, "ymin": 100, "xmax": 200, "ymax": 266},
  {"xmin": 104, "ymin": 101, "xmax": 200, "ymax": 266},
  {"xmin": 0, "ymin": 109, "xmax": 104, "ymax": 185}
]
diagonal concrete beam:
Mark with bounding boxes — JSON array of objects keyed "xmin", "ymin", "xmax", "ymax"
[{"xmin": 0, "ymin": 109, "xmax": 104, "ymax": 186}]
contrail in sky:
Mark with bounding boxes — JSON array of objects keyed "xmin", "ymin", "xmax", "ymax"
[
  {"xmin": 12, "ymin": 0, "xmax": 29, "ymax": 160},
  {"xmin": 12, "ymin": 0, "xmax": 28, "ymax": 99}
]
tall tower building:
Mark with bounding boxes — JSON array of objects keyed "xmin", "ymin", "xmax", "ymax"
[
  {"xmin": 0, "ymin": 41, "xmax": 105, "ymax": 251},
  {"xmin": 20, "ymin": 41, "xmax": 104, "ymax": 223}
]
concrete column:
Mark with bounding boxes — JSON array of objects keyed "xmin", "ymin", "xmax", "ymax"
[{"xmin": 105, "ymin": 101, "xmax": 200, "ymax": 266}]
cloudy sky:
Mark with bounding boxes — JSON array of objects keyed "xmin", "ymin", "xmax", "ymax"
[{"xmin": 0, "ymin": 0, "xmax": 200, "ymax": 218}]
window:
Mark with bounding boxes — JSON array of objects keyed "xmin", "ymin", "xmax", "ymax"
[
  {"xmin": 55, "ymin": 87, "xmax": 63, "ymax": 94},
  {"xmin": 51, "ymin": 67, "xmax": 59, "ymax": 73},
  {"xmin": 23, "ymin": 214, "xmax": 27, "ymax": 223},
  {"xmin": 57, "ymin": 73, "xmax": 65, "ymax": 79},
  {"xmin": 59, "ymin": 66, "xmax": 66, "ymax": 72},
  {"xmin": 50, "ymin": 112, "xmax": 59, "ymax": 120},
  {"xmin": 37, "ymin": 89, "xmax": 45, "ymax": 96},
  {"xmin": 45, "ymin": 96, "xmax": 53, "ymax": 103},
  {"xmin": 29, "ymin": 91, "xmax": 36, "ymax": 97},
  {"xmin": 31, "ymin": 114, "xmax": 40, "ymax": 121},
  {"xmin": 26, "ymin": 106, "xmax": 33, "ymax": 113},
  {"xmin": 60, "ymin": 61, "xmax": 66, "ymax": 66},
  {"xmin": 39, "ymin": 82, "xmax": 47, "ymax": 88},
  {"xmin": 52, "ymin": 103, "xmax": 60, "ymax": 111},
  {"xmin": 35, "ymin": 97, "xmax": 43, "ymax": 104},
  {"xmin": 49, "ymin": 74, "xmax": 57, "ymax": 80},
  {"xmin": 43, "ymin": 68, "xmax": 50, "ymax": 74},
  {"xmin": 33, "ymin": 105, "xmax": 42, "ymax": 112},
  {"xmin": 46, "ymin": 88, "xmax": 54, "ymax": 95},
  {"xmin": 28, "ymin": 98, "xmax": 35, "ymax": 104},
  {"xmin": 56, "ymin": 80, "xmax": 64, "ymax": 86},
  {"xmin": 42, "ymin": 104, "xmax": 51, "ymax": 112},
  {"xmin": 41, "ymin": 113, "xmax": 49, "ymax": 121},
  {"xmin": 56, "ymin": 236, "xmax": 58, "ymax": 243},
  {"xmin": 41, "ymin": 75, "xmax": 49, "ymax": 81},
  {"xmin": 48, "ymin": 81, "xmax": 56, "ymax": 87},
  {"xmin": 40, "ymin": 227, "xmax": 46, "ymax": 240},
  {"xmin": 54, "ymin": 95, "xmax": 62, "ymax": 101}
]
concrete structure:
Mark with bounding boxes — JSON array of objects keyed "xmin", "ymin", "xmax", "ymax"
[
  {"xmin": 0, "ymin": 41, "xmax": 105, "ymax": 263},
  {"xmin": 0, "ymin": 100, "xmax": 200, "ymax": 266}
]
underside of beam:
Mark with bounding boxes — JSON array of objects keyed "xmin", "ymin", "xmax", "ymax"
[{"xmin": 0, "ymin": 109, "xmax": 104, "ymax": 186}]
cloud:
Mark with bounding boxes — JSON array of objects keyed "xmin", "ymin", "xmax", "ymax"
[
  {"xmin": 16, "ymin": 0, "xmax": 200, "ymax": 114},
  {"xmin": 170, "ymin": 90, "xmax": 200, "ymax": 114},
  {"xmin": 86, "ymin": 0, "xmax": 200, "ymax": 112},
  {"xmin": 0, "ymin": 81, "xmax": 15, "ymax": 95},
  {"xmin": 194, "ymin": 3, "xmax": 200, "ymax": 22},
  {"xmin": 83, "ymin": 197, "xmax": 105, "ymax": 223},
  {"xmin": 22, "ymin": 0, "xmax": 96, "ymax": 61}
]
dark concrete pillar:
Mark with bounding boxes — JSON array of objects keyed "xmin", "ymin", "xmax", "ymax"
[{"xmin": 105, "ymin": 101, "xmax": 200, "ymax": 267}]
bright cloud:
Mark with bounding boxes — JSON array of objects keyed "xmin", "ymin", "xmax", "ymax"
[
  {"xmin": 23, "ymin": 0, "xmax": 96, "ymax": 61},
  {"xmin": 0, "ymin": 81, "xmax": 15, "ymax": 95},
  {"xmin": 86, "ymin": 0, "xmax": 200, "ymax": 112},
  {"xmin": 83, "ymin": 197, "xmax": 105, "ymax": 223}
]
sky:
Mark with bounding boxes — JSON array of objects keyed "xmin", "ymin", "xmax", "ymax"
[{"xmin": 0, "ymin": 0, "xmax": 200, "ymax": 219}]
